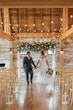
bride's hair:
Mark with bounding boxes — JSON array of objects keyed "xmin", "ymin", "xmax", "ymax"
[{"xmin": 41, "ymin": 50, "xmax": 44, "ymax": 55}]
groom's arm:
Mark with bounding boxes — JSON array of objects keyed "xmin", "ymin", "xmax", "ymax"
[
  {"xmin": 31, "ymin": 58, "xmax": 36, "ymax": 68},
  {"xmin": 23, "ymin": 57, "xmax": 26, "ymax": 68}
]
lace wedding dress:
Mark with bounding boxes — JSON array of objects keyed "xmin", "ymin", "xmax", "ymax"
[{"xmin": 35, "ymin": 57, "xmax": 49, "ymax": 84}]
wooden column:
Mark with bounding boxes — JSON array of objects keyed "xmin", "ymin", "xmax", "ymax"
[
  {"xmin": 60, "ymin": 8, "xmax": 68, "ymax": 68},
  {"xmin": 4, "ymin": 8, "xmax": 11, "ymax": 34},
  {"xmin": 4, "ymin": 8, "xmax": 13, "ymax": 69},
  {"xmin": 52, "ymin": 52, "xmax": 56, "ymax": 77},
  {"xmin": 60, "ymin": 41, "xmax": 64, "ymax": 68},
  {"xmin": 17, "ymin": 52, "xmax": 21, "ymax": 77},
  {"xmin": 9, "ymin": 41, "xmax": 14, "ymax": 69},
  {"xmin": 62, "ymin": 8, "xmax": 68, "ymax": 33}
]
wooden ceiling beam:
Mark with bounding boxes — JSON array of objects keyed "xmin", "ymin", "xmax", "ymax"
[
  {"xmin": 60, "ymin": 8, "xmax": 68, "ymax": 47},
  {"xmin": 4, "ymin": 8, "xmax": 11, "ymax": 34},
  {"xmin": 61, "ymin": 27, "xmax": 73, "ymax": 41},
  {"xmin": 15, "ymin": 32, "xmax": 61, "ymax": 38},
  {"xmin": 0, "ymin": 0, "xmax": 73, "ymax": 8}
]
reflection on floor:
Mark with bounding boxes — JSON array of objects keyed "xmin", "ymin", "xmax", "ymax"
[{"xmin": 0, "ymin": 75, "xmax": 73, "ymax": 110}]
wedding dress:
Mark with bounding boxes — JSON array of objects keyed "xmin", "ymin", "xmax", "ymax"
[
  {"xmin": 35, "ymin": 57, "xmax": 49, "ymax": 84},
  {"xmin": 34, "ymin": 57, "xmax": 55, "ymax": 94}
]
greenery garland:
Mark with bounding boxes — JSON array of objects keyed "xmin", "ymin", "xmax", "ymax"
[{"xmin": 16, "ymin": 41, "xmax": 56, "ymax": 52}]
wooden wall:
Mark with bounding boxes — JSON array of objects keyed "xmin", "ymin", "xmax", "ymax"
[
  {"xmin": 0, "ymin": 37, "xmax": 73, "ymax": 69},
  {"xmin": 0, "ymin": 38, "xmax": 9, "ymax": 68}
]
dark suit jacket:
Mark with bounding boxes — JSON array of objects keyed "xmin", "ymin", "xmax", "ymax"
[{"xmin": 23, "ymin": 56, "xmax": 36, "ymax": 71}]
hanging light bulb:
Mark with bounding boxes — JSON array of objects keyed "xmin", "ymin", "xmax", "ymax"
[
  {"xmin": 70, "ymin": 15, "xmax": 73, "ymax": 18},
  {"xmin": 12, "ymin": 27, "xmax": 14, "ymax": 29},
  {"xmin": 33, "ymin": 24, "xmax": 35, "ymax": 26},
  {"xmin": 54, "ymin": 28, "xmax": 56, "ymax": 32},
  {"xmin": 60, "ymin": 18, "xmax": 63, "ymax": 21},
  {"xmin": 16, "ymin": 24, "xmax": 19, "ymax": 27},
  {"xmin": 51, "ymin": 8, "xmax": 54, "ymax": 38},
  {"xmin": 24, "ymin": 24, "xmax": 27, "ymax": 27},
  {"xmin": 34, "ymin": 30, "xmax": 36, "ymax": 32},
  {"xmin": 47, "ymin": 29, "xmax": 50, "ymax": 32},
  {"xmin": 51, "ymin": 21, "xmax": 54, "ymax": 24},
  {"xmin": 19, "ymin": 28, "xmax": 22, "ymax": 31},
  {"xmin": 60, "ymin": 28, "xmax": 62, "ymax": 30},
  {"xmin": 41, "ymin": 30, "xmax": 43, "ymax": 32},
  {"xmin": 9, "ymin": 23, "xmax": 11, "ymax": 26},
  {"xmin": 52, "ymin": 32, "xmax": 55, "ymax": 34},
  {"xmin": 27, "ymin": 29, "xmax": 29, "ymax": 32},
  {"xmin": 1, "ymin": 22, "xmax": 3, "ymax": 24},
  {"xmin": 42, "ymin": 22, "xmax": 44, "ymax": 26},
  {"xmin": 59, "ymin": 30, "xmax": 61, "ymax": 32}
]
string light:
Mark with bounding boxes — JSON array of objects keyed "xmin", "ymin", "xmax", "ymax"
[
  {"xmin": 24, "ymin": 24, "xmax": 27, "ymax": 27},
  {"xmin": 34, "ymin": 30, "xmax": 36, "ymax": 32},
  {"xmin": 60, "ymin": 28, "xmax": 62, "ymax": 30},
  {"xmin": 12, "ymin": 27, "xmax": 14, "ymax": 29},
  {"xmin": 47, "ymin": 29, "xmax": 50, "ymax": 32},
  {"xmin": 9, "ymin": 23, "xmax": 11, "ymax": 26},
  {"xmin": 2, "ymin": 9, "xmax": 73, "ymax": 36},
  {"xmin": 33, "ymin": 24, "xmax": 35, "ymax": 27},
  {"xmin": 41, "ymin": 30, "xmax": 43, "ymax": 32},
  {"xmin": 51, "ymin": 21, "xmax": 54, "ymax": 24},
  {"xmin": 59, "ymin": 30, "xmax": 61, "ymax": 32},
  {"xmin": 51, "ymin": 8, "xmax": 54, "ymax": 37},
  {"xmin": 60, "ymin": 18, "xmax": 63, "ymax": 21},
  {"xmin": 42, "ymin": 22, "xmax": 44, "ymax": 26},
  {"xmin": 54, "ymin": 29, "xmax": 56, "ymax": 32},
  {"xmin": 27, "ymin": 29, "xmax": 29, "ymax": 32},
  {"xmin": 52, "ymin": 32, "xmax": 55, "ymax": 34},
  {"xmin": 70, "ymin": 15, "xmax": 73, "ymax": 18},
  {"xmin": 16, "ymin": 24, "xmax": 19, "ymax": 27},
  {"xmin": 19, "ymin": 28, "xmax": 22, "ymax": 31},
  {"xmin": 1, "ymin": 22, "xmax": 3, "ymax": 25}
]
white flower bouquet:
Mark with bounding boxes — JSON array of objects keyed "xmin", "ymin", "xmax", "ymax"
[{"xmin": 46, "ymin": 68, "xmax": 53, "ymax": 75}]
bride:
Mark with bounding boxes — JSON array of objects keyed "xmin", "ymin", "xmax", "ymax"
[{"xmin": 35, "ymin": 51, "xmax": 49, "ymax": 84}]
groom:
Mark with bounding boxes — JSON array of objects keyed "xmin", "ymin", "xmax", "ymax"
[{"xmin": 23, "ymin": 51, "xmax": 36, "ymax": 85}]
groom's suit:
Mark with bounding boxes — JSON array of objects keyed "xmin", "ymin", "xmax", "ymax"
[{"xmin": 23, "ymin": 56, "xmax": 36, "ymax": 84}]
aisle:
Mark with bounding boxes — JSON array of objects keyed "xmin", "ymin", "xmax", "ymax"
[{"xmin": 0, "ymin": 76, "xmax": 73, "ymax": 110}]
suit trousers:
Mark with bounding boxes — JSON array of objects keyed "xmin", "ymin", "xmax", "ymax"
[{"xmin": 25, "ymin": 69, "xmax": 33, "ymax": 84}]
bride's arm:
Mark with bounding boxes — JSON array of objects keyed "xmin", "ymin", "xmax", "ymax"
[
  {"xmin": 46, "ymin": 59, "xmax": 49, "ymax": 67},
  {"xmin": 36, "ymin": 60, "xmax": 40, "ymax": 67}
]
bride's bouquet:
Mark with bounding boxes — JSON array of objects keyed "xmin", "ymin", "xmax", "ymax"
[{"xmin": 46, "ymin": 68, "xmax": 53, "ymax": 75}]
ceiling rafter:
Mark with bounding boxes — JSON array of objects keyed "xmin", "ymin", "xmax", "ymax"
[
  {"xmin": 61, "ymin": 27, "xmax": 73, "ymax": 41},
  {"xmin": 0, "ymin": 0, "xmax": 73, "ymax": 8},
  {"xmin": 15, "ymin": 32, "xmax": 61, "ymax": 38}
]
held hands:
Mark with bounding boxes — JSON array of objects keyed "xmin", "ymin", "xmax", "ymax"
[
  {"xmin": 34, "ymin": 65, "xmax": 39, "ymax": 69},
  {"xmin": 24, "ymin": 68, "xmax": 26, "ymax": 72},
  {"xmin": 34, "ymin": 65, "xmax": 37, "ymax": 69}
]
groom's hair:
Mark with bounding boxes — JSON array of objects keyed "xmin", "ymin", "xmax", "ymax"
[{"xmin": 27, "ymin": 51, "xmax": 30, "ymax": 54}]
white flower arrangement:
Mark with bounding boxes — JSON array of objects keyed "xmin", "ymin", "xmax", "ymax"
[{"xmin": 16, "ymin": 41, "xmax": 56, "ymax": 52}]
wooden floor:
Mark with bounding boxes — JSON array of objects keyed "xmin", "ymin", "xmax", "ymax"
[{"xmin": 0, "ymin": 76, "xmax": 73, "ymax": 110}]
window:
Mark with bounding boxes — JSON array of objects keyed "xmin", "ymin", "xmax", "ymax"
[{"xmin": 48, "ymin": 48, "xmax": 56, "ymax": 54}]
